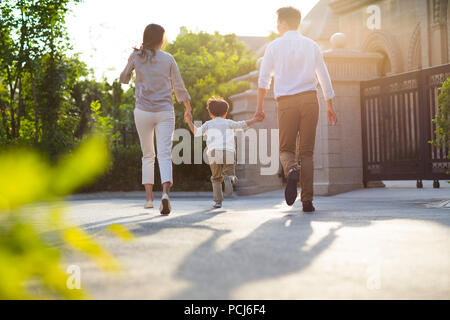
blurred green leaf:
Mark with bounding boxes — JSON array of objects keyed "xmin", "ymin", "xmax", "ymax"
[
  {"xmin": 0, "ymin": 150, "xmax": 50, "ymax": 211},
  {"xmin": 63, "ymin": 227, "xmax": 119, "ymax": 273},
  {"xmin": 105, "ymin": 224, "xmax": 134, "ymax": 242},
  {"xmin": 0, "ymin": 135, "xmax": 130, "ymax": 299}
]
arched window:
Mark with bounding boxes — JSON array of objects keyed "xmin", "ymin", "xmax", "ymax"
[
  {"xmin": 408, "ymin": 23, "xmax": 422, "ymax": 71},
  {"xmin": 378, "ymin": 51, "xmax": 392, "ymax": 77},
  {"xmin": 362, "ymin": 31, "xmax": 403, "ymax": 75}
]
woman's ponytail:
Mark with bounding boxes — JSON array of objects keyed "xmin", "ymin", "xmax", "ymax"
[{"xmin": 136, "ymin": 24, "xmax": 165, "ymax": 62}]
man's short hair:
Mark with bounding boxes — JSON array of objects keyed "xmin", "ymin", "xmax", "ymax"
[
  {"xmin": 207, "ymin": 97, "xmax": 229, "ymax": 117},
  {"xmin": 277, "ymin": 6, "xmax": 302, "ymax": 29}
]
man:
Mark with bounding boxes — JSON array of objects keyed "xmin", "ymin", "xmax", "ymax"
[{"xmin": 256, "ymin": 6, "xmax": 337, "ymax": 212}]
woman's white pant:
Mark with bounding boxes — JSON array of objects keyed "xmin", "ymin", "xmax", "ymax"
[{"xmin": 134, "ymin": 108, "xmax": 174, "ymax": 185}]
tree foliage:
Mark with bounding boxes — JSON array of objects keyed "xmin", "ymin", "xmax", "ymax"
[
  {"xmin": 0, "ymin": 0, "xmax": 82, "ymax": 157},
  {"xmin": 431, "ymin": 77, "xmax": 450, "ymax": 176},
  {"xmin": 166, "ymin": 28, "xmax": 256, "ymax": 127},
  {"xmin": 1, "ymin": 1, "xmax": 257, "ymax": 190}
]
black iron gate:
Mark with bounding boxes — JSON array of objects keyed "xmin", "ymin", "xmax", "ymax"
[{"xmin": 360, "ymin": 64, "xmax": 450, "ymax": 187}]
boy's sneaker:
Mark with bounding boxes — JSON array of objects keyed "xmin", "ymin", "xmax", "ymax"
[
  {"xmin": 285, "ymin": 169, "xmax": 299, "ymax": 206},
  {"xmin": 160, "ymin": 193, "xmax": 171, "ymax": 215},
  {"xmin": 224, "ymin": 176, "xmax": 234, "ymax": 197},
  {"xmin": 213, "ymin": 201, "xmax": 222, "ymax": 209}
]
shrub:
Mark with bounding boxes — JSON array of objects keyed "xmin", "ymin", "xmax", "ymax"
[{"xmin": 431, "ymin": 77, "xmax": 450, "ymax": 176}]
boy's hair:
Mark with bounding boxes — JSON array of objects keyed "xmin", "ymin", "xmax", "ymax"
[
  {"xmin": 207, "ymin": 97, "xmax": 229, "ymax": 117},
  {"xmin": 276, "ymin": 7, "xmax": 301, "ymax": 29}
]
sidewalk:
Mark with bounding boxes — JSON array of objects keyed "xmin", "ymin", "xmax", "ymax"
[
  {"xmin": 64, "ymin": 180, "xmax": 450, "ymax": 299},
  {"xmin": 68, "ymin": 191, "xmax": 214, "ymax": 200},
  {"xmin": 69, "ymin": 180, "xmax": 450, "ymax": 201}
]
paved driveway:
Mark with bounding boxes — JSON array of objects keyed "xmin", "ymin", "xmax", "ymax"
[{"xmin": 64, "ymin": 181, "xmax": 450, "ymax": 299}]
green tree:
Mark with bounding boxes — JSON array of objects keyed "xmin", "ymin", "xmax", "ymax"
[
  {"xmin": 162, "ymin": 30, "xmax": 257, "ymax": 189},
  {"xmin": 0, "ymin": 0, "xmax": 82, "ymax": 155},
  {"xmin": 267, "ymin": 31, "xmax": 279, "ymax": 42},
  {"xmin": 165, "ymin": 29, "xmax": 256, "ymax": 126},
  {"xmin": 1, "ymin": 16, "xmax": 259, "ymax": 192}
]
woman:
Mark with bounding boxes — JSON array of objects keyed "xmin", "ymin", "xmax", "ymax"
[{"xmin": 120, "ymin": 23, "xmax": 192, "ymax": 215}]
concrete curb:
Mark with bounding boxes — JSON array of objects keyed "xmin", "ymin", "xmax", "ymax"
[
  {"xmin": 66, "ymin": 181, "xmax": 450, "ymax": 202},
  {"xmin": 67, "ymin": 189, "xmax": 286, "ymax": 201},
  {"xmin": 68, "ymin": 191, "xmax": 214, "ymax": 200}
]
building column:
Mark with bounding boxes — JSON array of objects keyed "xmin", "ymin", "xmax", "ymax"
[
  {"xmin": 229, "ymin": 70, "xmax": 283, "ymax": 195},
  {"xmin": 314, "ymin": 33, "xmax": 384, "ymax": 195}
]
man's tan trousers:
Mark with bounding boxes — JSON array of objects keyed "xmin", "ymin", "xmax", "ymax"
[{"xmin": 277, "ymin": 90, "xmax": 319, "ymax": 202}]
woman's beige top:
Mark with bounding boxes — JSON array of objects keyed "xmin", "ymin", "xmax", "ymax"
[{"xmin": 119, "ymin": 49, "xmax": 190, "ymax": 112}]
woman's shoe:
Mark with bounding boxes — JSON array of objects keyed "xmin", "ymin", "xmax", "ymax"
[
  {"xmin": 160, "ymin": 193, "xmax": 171, "ymax": 215},
  {"xmin": 144, "ymin": 200, "xmax": 154, "ymax": 209},
  {"xmin": 213, "ymin": 201, "xmax": 222, "ymax": 209}
]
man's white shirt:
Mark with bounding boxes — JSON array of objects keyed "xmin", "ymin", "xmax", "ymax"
[{"xmin": 258, "ymin": 30, "xmax": 335, "ymax": 100}]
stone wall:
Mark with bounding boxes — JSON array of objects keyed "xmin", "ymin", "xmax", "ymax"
[{"xmin": 229, "ymin": 72, "xmax": 283, "ymax": 195}]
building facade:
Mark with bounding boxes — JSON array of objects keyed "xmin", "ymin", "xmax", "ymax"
[
  {"xmin": 304, "ymin": 0, "xmax": 449, "ymax": 74},
  {"xmin": 230, "ymin": 0, "xmax": 450, "ymax": 195}
]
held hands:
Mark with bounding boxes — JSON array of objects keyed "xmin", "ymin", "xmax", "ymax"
[{"xmin": 254, "ymin": 110, "xmax": 266, "ymax": 122}]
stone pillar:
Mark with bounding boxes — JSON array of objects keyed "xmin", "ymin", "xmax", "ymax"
[
  {"xmin": 229, "ymin": 67, "xmax": 283, "ymax": 195},
  {"xmin": 314, "ymin": 33, "xmax": 384, "ymax": 195}
]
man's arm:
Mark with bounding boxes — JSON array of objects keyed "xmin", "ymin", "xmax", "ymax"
[
  {"xmin": 256, "ymin": 88, "xmax": 268, "ymax": 121},
  {"xmin": 256, "ymin": 44, "xmax": 274, "ymax": 122},
  {"xmin": 315, "ymin": 45, "xmax": 337, "ymax": 125}
]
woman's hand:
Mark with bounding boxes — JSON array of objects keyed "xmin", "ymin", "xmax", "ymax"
[
  {"xmin": 183, "ymin": 101, "xmax": 193, "ymax": 123},
  {"xmin": 184, "ymin": 110, "xmax": 192, "ymax": 123}
]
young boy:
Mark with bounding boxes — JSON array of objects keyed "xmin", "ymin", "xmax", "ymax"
[{"xmin": 185, "ymin": 97, "xmax": 258, "ymax": 208}]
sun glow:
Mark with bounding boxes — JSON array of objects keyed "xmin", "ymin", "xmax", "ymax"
[{"xmin": 66, "ymin": 0, "xmax": 319, "ymax": 82}]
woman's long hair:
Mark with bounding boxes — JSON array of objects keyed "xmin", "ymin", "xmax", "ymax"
[{"xmin": 135, "ymin": 24, "xmax": 165, "ymax": 62}]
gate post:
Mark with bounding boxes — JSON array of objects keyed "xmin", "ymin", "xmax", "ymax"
[
  {"xmin": 229, "ymin": 70, "xmax": 283, "ymax": 195},
  {"xmin": 314, "ymin": 33, "xmax": 384, "ymax": 195}
]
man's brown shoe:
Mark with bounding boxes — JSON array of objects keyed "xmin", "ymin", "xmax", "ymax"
[
  {"xmin": 302, "ymin": 201, "xmax": 315, "ymax": 213},
  {"xmin": 285, "ymin": 169, "xmax": 299, "ymax": 206}
]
